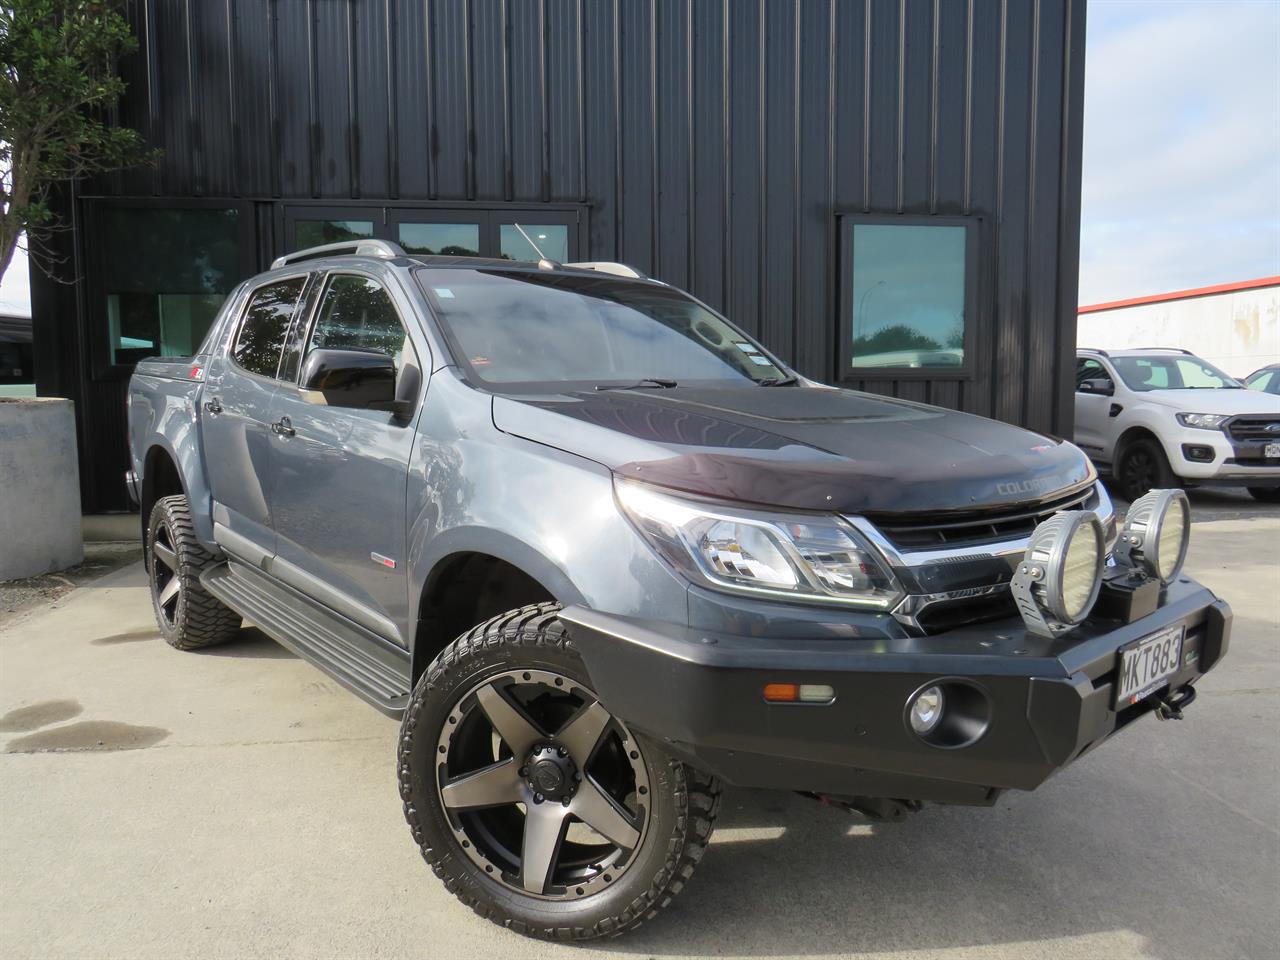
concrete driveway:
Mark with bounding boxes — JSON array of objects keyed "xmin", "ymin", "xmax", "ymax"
[{"xmin": 2, "ymin": 515, "xmax": 1277, "ymax": 960}]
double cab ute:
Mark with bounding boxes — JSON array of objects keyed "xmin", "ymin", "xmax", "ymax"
[{"xmin": 127, "ymin": 240, "xmax": 1231, "ymax": 941}]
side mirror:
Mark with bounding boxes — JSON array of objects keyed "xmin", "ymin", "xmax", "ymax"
[
  {"xmin": 1079, "ymin": 377, "xmax": 1115, "ymax": 397},
  {"xmin": 300, "ymin": 348, "xmax": 399, "ymax": 413}
]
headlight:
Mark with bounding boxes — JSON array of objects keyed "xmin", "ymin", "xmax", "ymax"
[
  {"xmin": 1116, "ymin": 488, "xmax": 1190, "ymax": 584},
  {"xmin": 1176, "ymin": 413, "xmax": 1228, "ymax": 430},
  {"xmin": 614, "ymin": 478, "xmax": 902, "ymax": 608},
  {"xmin": 1010, "ymin": 511, "xmax": 1105, "ymax": 637}
]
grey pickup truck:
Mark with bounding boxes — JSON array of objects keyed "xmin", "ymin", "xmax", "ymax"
[{"xmin": 127, "ymin": 239, "xmax": 1231, "ymax": 941}]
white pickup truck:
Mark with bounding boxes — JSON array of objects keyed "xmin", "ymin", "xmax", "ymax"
[{"xmin": 1075, "ymin": 348, "xmax": 1280, "ymax": 502}]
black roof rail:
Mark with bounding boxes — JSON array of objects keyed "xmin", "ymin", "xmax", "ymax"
[
  {"xmin": 1078, "ymin": 347, "xmax": 1110, "ymax": 357},
  {"xmin": 1129, "ymin": 346, "xmax": 1193, "ymax": 354},
  {"xmin": 271, "ymin": 239, "xmax": 405, "ymax": 270}
]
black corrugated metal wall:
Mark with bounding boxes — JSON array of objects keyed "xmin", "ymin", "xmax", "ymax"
[{"xmin": 33, "ymin": 0, "xmax": 1087, "ymax": 512}]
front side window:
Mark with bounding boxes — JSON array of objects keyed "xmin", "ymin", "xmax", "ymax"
[
  {"xmin": 1075, "ymin": 357, "xmax": 1108, "ymax": 389},
  {"xmin": 308, "ymin": 275, "xmax": 415, "ymax": 377},
  {"xmin": 98, "ymin": 206, "xmax": 243, "ymax": 365},
  {"xmin": 232, "ymin": 278, "xmax": 307, "ymax": 378},
  {"xmin": 1111, "ymin": 355, "xmax": 1241, "ymax": 391},
  {"xmin": 417, "ymin": 268, "xmax": 785, "ymax": 387},
  {"xmin": 841, "ymin": 218, "xmax": 973, "ymax": 373}
]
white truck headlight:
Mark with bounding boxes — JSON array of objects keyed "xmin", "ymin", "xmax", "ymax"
[
  {"xmin": 615, "ymin": 478, "xmax": 902, "ymax": 609},
  {"xmin": 1176, "ymin": 413, "xmax": 1228, "ymax": 430},
  {"xmin": 1011, "ymin": 511, "xmax": 1106, "ymax": 638},
  {"xmin": 1116, "ymin": 488, "xmax": 1190, "ymax": 584}
]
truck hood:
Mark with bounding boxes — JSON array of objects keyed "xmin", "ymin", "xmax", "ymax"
[
  {"xmin": 492, "ymin": 385, "xmax": 1094, "ymax": 516},
  {"xmin": 1136, "ymin": 388, "xmax": 1280, "ymax": 415}
]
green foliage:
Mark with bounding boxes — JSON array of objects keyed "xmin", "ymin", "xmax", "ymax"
[
  {"xmin": 0, "ymin": 0, "xmax": 154, "ymax": 279},
  {"xmin": 853, "ymin": 324, "xmax": 946, "ymax": 355}
]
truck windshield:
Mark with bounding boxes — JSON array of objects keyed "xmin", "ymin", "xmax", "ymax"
[
  {"xmin": 1110, "ymin": 355, "xmax": 1242, "ymax": 391},
  {"xmin": 415, "ymin": 268, "xmax": 786, "ymax": 388}
]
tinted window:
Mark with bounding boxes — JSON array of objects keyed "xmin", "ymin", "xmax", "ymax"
[
  {"xmin": 844, "ymin": 221, "xmax": 970, "ymax": 370},
  {"xmin": 399, "ymin": 223, "xmax": 480, "ymax": 257},
  {"xmin": 1111, "ymin": 355, "xmax": 1241, "ymax": 391},
  {"xmin": 499, "ymin": 224, "xmax": 569, "ymax": 262},
  {"xmin": 232, "ymin": 279, "xmax": 306, "ymax": 378},
  {"xmin": 416, "ymin": 268, "xmax": 785, "ymax": 387},
  {"xmin": 309, "ymin": 275, "xmax": 416, "ymax": 378},
  {"xmin": 1076, "ymin": 357, "xmax": 1107, "ymax": 389},
  {"xmin": 98, "ymin": 206, "xmax": 243, "ymax": 365}
]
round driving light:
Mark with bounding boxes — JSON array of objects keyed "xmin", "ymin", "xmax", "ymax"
[
  {"xmin": 1117, "ymin": 488, "xmax": 1191, "ymax": 585},
  {"xmin": 909, "ymin": 686, "xmax": 944, "ymax": 735},
  {"xmin": 1011, "ymin": 510, "xmax": 1106, "ymax": 637}
]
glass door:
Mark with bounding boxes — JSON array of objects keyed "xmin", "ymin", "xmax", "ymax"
[
  {"xmin": 283, "ymin": 206, "xmax": 376, "ymax": 254},
  {"xmin": 279, "ymin": 205, "xmax": 584, "ymax": 263},
  {"xmin": 388, "ymin": 210, "xmax": 482, "ymax": 258}
]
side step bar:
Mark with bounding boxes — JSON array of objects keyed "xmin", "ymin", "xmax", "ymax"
[{"xmin": 202, "ymin": 561, "xmax": 411, "ymax": 718}]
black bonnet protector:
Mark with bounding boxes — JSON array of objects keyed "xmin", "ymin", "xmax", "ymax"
[{"xmin": 492, "ymin": 385, "xmax": 1093, "ymax": 516}]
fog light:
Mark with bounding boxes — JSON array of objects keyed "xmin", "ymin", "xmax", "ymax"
[
  {"xmin": 1117, "ymin": 488, "xmax": 1190, "ymax": 585},
  {"xmin": 1011, "ymin": 510, "xmax": 1106, "ymax": 638},
  {"xmin": 909, "ymin": 686, "xmax": 944, "ymax": 734}
]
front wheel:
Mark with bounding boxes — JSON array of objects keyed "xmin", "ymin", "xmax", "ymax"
[
  {"xmin": 1248, "ymin": 486, "xmax": 1280, "ymax": 503},
  {"xmin": 1116, "ymin": 437, "xmax": 1177, "ymax": 501},
  {"xmin": 398, "ymin": 603, "xmax": 720, "ymax": 941}
]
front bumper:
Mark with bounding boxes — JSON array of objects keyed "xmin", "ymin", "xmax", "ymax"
[
  {"xmin": 561, "ymin": 578, "xmax": 1231, "ymax": 805},
  {"xmin": 1166, "ymin": 423, "xmax": 1280, "ymax": 483}
]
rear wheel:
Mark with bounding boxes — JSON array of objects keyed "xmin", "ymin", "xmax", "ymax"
[
  {"xmin": 147, "ymin": 495, "xmax": 241, "ymax": 650},
  {"xmin": 398, "ymin": 603, "xmax": 720, "ymax": 941},
  {"xmin": 1116, "ymin": 437, "xmax": 1177, "ymax": 501},
  {"xmin": 1247, "ymin": 486, "xmax": 1280, "ymax": 503}
]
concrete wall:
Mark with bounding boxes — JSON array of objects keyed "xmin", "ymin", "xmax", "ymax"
[
  {"xmin": 1077, "ymin": 283, "xmax": 1280, "ymax": 378},
  {"xmin": 0, "ymin": 398, "xmax": 84, "ymax": 580}
]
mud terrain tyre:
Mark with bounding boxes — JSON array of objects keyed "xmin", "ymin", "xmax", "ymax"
[
  {"xmin": 398, "ymin": 602, "xmax": 721, "ymax": 941},
  {"xmin": 146, "ymin": 495, "xmax": 241, "ymax": 650}
]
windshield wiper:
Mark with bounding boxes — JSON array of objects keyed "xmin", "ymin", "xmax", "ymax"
[
  {"xmin": 757, "ymin": 375, "xmax": 798, "ymax": 386},
  {"xmin": 596, "ymin": 378, "xmax": 679, "ymax": 391}
]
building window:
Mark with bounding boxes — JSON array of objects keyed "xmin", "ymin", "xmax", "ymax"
[
  {"xmin": 839, "ymin": 216, "xmax": 977, "ymax": 377},
  {"xmin": 95, "ymin": 205, "xmax": 246, "ymax": 367},
  {"xmin": 294, "ymin": 219, "xmax": 374, "ymax": 250},
  {"xmin": 0, "ymin": 314, "xmax": 34, "ymax": 397},
  {"xmin": 499, "ymin": 223, "xmax": 569, "ymax": 262},
  {"xmin": 397, "ymin": 223, "xmax": 480, "ymax": 257}
]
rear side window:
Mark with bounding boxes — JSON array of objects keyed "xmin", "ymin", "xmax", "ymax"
[{"xmin": 231, "ymin": 278, "xmax": 306, "ymax": 378}]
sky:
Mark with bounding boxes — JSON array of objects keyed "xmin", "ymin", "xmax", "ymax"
[
  {"xmin": 1078, "ymin": 0, "xmax": 1280, "ymax": 305},
  {"xmin": 1, "ymin": 0, "xmax": 1277, "ymax": 316}
]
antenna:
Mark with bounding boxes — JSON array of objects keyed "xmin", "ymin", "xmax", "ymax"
[{"xmin": 513, "ymin": 223, "xmax": 546, "ymax": 260}]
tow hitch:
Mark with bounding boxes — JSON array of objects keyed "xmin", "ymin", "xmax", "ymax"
[{"xmin": 1154, "ymin": 684, "xmax": 1197, "ymax": 721}]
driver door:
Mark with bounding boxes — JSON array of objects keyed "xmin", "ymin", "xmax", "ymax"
[
  {"xmin": 1074, "ymin": 356, "xmax": 1117, "ymax": 460},
  {"xmin": 267, "ymin": 272, "xmax": 425, "ymax": 646}
]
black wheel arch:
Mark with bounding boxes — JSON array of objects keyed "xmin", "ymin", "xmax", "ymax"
[{"xmin": 412, "ymin": 551, "xmax": 564, "ymax": 686}]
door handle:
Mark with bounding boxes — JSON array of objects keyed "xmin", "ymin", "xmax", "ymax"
[
  {"xmin": 272, "ymin": 416, "xmax": 295, "ymax": 438},
  {"xmin": 203, "ymin": 397, "xmax": 223, "ymax": 415}
]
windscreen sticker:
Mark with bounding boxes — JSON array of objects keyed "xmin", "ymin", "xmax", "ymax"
[
  {"xmin": 733, "ymin": 341, "xmax": 756, "ymax": 353},
  {"xmin": 434, "ymin": 288, "xmax": 455, "ymax": 299},
  {"xmin": 749, "ymin": 355, "xmax": 774, "ymax": 365}
]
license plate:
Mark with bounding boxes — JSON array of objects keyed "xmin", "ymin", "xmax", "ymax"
[
  {"xmin": 1265, "ymin": 441, "xmax": 1280, "ymax": 458},
  {"xmin": 1115, "ymin": 624, "xmax": 1185, "ymax": 707}
]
